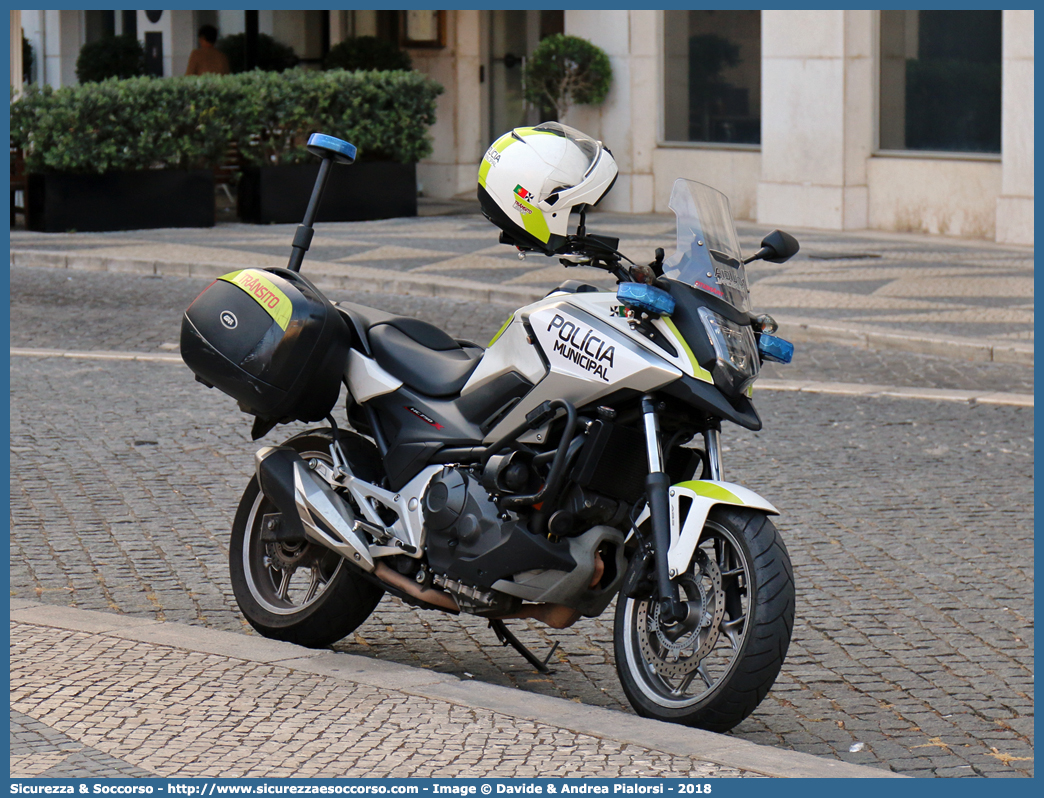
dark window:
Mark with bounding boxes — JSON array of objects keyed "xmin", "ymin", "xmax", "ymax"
[
  {"xmin": 84, "ymin": 10, "xmax": 115, "ymax": 45},
  {"xmin": 663, "ymin": 10, "xmax": 761, "ymax": 145},
  {"xmin": 121, "ymin": 10, "xmax": 137, "ymax": 39},
  {"xmin": 879, "ymin": 10, "xmax": 1002, "ymax": 153}
]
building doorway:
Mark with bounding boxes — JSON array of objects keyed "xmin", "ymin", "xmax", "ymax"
[{"xmin": 488, "ymin": 10, "xmax": 563, "ymax": 140}]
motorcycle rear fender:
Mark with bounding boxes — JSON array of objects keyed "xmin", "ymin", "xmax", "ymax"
[{"xmin": 635, "ymin": 481, "xmax": 778, "ymax": 577}]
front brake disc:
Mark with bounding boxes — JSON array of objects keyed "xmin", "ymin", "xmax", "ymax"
[{"xmin": 636, "ymin": 549, "xmax": 726, "ymax": 680}]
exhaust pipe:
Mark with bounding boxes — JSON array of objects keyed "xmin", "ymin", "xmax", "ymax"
[
  {"xmin": 255, "ymin": 446, "xmax": 375, "ymax": 572},
  {"xmin": 494, "ymin": 550, "xmax": 606, "ymax": 629},
  {"xmin": 374, "ymin": 563, "xmax": 459, "ymax": 612},
  {"xmin": 371, "ymin": 564, "xmax": 580, "ymax": 626},
  {"xmin": 254, "ymin": 451, "xmax": 602, "ymax": 628}
]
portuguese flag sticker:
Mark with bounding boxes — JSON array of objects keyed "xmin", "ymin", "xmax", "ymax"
[{"xmin": 514, "ymin": 184, "xmax": 534, "ymax": 203}]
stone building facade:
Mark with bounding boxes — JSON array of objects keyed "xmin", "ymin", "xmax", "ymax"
[{"xmin": 13, "ymin": 9, "xmax": 1033, "ymax": 245}]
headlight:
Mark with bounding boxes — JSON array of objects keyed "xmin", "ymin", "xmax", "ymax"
[{"xmin": 698, "ymin": 307, "xmax": 760, "ymax": 395}]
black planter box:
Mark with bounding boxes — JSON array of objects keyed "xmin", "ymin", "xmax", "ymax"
[
  {"xmin": 238, "ymin": 161, "xmax": 417, "ymax": 224},
  {"xmin": 27, "ymin": 169, "xmax": 215, "ymax": 233}
]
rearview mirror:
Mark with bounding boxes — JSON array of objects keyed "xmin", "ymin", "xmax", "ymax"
[{"xmin": 753, "ymin": 230, "xmax": 800, "ymax": 264}]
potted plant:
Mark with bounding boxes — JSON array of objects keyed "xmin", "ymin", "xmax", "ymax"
[
  {"xmin": 12, "ymin": 75, "xmax": 231, "ymax": 232},
  {"xmin": 322, "ymin": 36, "xmax": 411, "ymax": 72},
  {"xmin": 523, "ymin": 34, "xmax": 613, "ymax": 120},
  {"xmin": 75, "ymin": 34, "xmax": 146, "ymax": 83},
  {"xmin": 232, "ymin": 68, "xmax": 442, "ymax": 224},
  {"xmin": 22, "ymin": 32, "xmax": 33, "ymax": 83},
  {"xmin": 217, "ymin": 32, "xmax": 299, "ymax": 73}
]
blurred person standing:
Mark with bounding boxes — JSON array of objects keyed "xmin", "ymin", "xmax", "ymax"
[{"xmin": 186, "ymin": 24, "xmax": 229, "ymax": 75}]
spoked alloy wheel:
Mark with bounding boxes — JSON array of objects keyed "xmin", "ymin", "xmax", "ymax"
[
  {"xmin": 615, "ymin": 506, "xmax": 794, "ymax": 732},
  {"xmin": 229, "ymin": 431, "xmax": 385, "ymax": 648},
  {"xmin": 240, "ymin": 482, "xmax": 345, "ymax": 616}
]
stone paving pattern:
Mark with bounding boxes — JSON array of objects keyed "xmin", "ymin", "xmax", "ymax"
[
  {"xmin": 9, "ymin": 262, "xmax": 1033, "ymax": 777},
  {"xmin": 10, "ymin": 206, "xmax": 1034, "ymax": 344},
  {"xmin": 10, "ymin": 623, "xmax": 756, "ymax": 779},
  {"xmin": 11, "ymin": 710, "xmax": 156, "ymax": 778}
]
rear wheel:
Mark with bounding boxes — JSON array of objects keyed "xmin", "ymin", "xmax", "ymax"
[
  {"xmin": 229, "ymin": 429, "xmax": 385, "ymax": 648},
  {"xmin": 614, "ymin": 506, "xmax": 794, "ymax": 731}
]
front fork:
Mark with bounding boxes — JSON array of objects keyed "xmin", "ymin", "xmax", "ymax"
[{"xmin": 641, "ymin": 394, "xmax": 723, "ymax": 623}]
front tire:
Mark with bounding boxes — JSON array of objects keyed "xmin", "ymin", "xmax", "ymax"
[
  {"xmin": 229, "ymin": 429, "xmax": 385, "ymax": 648},
  {"xmin": 614, "ymin": 506, "xmax": 794, "ymax": 732}
]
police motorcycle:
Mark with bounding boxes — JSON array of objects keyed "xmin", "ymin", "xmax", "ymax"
[{"xmin": 180, "ymin": 123, "xmax": 798, "ymax": 731}]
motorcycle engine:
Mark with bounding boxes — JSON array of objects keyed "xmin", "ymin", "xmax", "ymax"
[{"xmin": 421, "ymin": 467, "xmax": 575, "ymax": 611}]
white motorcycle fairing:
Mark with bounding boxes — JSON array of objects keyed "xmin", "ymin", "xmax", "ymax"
[{"xmin": 635, "ymin": 480, "xmax": 779, "ymax": 577}]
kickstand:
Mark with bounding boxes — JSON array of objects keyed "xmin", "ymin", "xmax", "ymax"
[{"xmin": 488, "ymin": 619, "xmax": 559, "ymax": 673}]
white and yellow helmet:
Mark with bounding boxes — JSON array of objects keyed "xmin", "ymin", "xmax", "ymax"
[{"xmin": 477, "ymin": 122, "xmax": 618, "ymax": 254}]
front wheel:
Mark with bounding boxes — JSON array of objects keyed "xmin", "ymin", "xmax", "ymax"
[
  {"xmin": 614, "ymin": 506, "xmax": 794, "ymax": 732},
  {"xmin": 229, "ymin": 429, "xmax": 385, "ymax": 648}
]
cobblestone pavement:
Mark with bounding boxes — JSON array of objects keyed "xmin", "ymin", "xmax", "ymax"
[
  {"xmin": 10, "ymin": 204, "xmax": 1034, "ymax": 346},
  {"xmin": 9, "ymin": 265, "xmax": 1035, "ymax": 394},
  {"xmin": 9, "ymin": 265, "xmax": 1033, "ymax": 778},
  {"xmin": 11, "ymin": 620, "xmax": 763, "ymax": 779},
  {"xmin": 11, "ymin": 709, "xmax": 155, "ymax": 778}
]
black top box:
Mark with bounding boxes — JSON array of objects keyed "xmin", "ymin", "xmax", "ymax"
[{"xmin": 181, "ymin": 267, "xmax": 350, "ymax": 423}]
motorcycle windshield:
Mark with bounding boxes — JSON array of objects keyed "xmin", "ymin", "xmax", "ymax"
[{"xmin": 661, "ymin": 179, "xmax": 749, "ymax": 313}]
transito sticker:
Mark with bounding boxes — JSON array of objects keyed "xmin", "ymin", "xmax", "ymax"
[{"xmin": 218, "ymin": 269, "xmax": 292, "ymax": 331}]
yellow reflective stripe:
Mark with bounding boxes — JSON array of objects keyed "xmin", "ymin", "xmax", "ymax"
[
  {"xmin": 479, "ymin": 128, "xmax": 562, "ymax": 188},
  {"xmin": 516, "ymin": 195, "xmax": 551, "ymax": 242},
  {"xmin": 219, "ymin": 269, "xmax": 292, "ymax": 331},
  {"xmin": 478, "ymin": 132, "xmax": 518, "ymax": 189},
  {"xmin": 662, "ymin": 317, "xmax": 714, "ymax": 383},
  {"xmin": 488, "ymin": 314, "xmax": 513, "ymax": 347},
  {"xmin": 675, "ymin": 481, "xmax": 744, "ymax": 505}
]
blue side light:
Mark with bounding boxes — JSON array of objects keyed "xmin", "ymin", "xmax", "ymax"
[
  {"xmin": 617, "ymin": 282, "xmax": 676, "ymax": 317},
  {"xmin": 306, "ymin": 133, "xmax": 357, "ymax": 165},
  {"xmin": 758, "ymin": 333, "xmax": 794, "ymax": 364}
]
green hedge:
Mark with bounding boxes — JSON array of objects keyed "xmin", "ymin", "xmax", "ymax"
[
  {"xmin": 76, "ymin": 34, "xmax": 146, "ymax": 83},
  {"xmin": 230, "ymin": 70, "xmax": 441, "ymax": 166},
  {"xmin": 323, "ymin": 36, "xmax": 411, "ymax": 72},
  {"xmin": 11, "ymin": 69, "xmax": 443, "ymax": 174},
  {"xmin": 12, "ymin": 76, "xmax": 233, "ymax": 173}
]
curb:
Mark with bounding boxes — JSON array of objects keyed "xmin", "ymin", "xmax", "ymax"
[
  {"xmin": 11, "ymin": 249, "xmax": 1033, "ymax": 366},
  {"xmin": 10, "ymin": 248, "xmax": 543, "ymax": 309},
  {"xmin": 756, "ymin": 379, "xmax": 1033, "ymax": 407},
  {"xmin": 9, "ymin": 347, "xmax": 184, "ymax": 363},
  {"xmin": 776, "ymin": 316, "xmax": 1034, "ymax": 367},
  {"xmin": 10, "ymin": 601, "xmax": 903, "ymax": 779}
]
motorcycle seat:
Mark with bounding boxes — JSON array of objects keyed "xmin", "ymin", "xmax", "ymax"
[{"xmin": 337, "ymin": 302, "xmax": 482, "ymax": 397}]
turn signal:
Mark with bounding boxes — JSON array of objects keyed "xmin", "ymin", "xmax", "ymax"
[{"xmin": 753, "ymin": 313, "xmax": 778, "ymax": 334}]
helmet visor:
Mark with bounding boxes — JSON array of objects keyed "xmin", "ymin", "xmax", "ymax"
[{"xmin": 530, "ymin": 122, "xmax": 601, "ymax": 176}]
